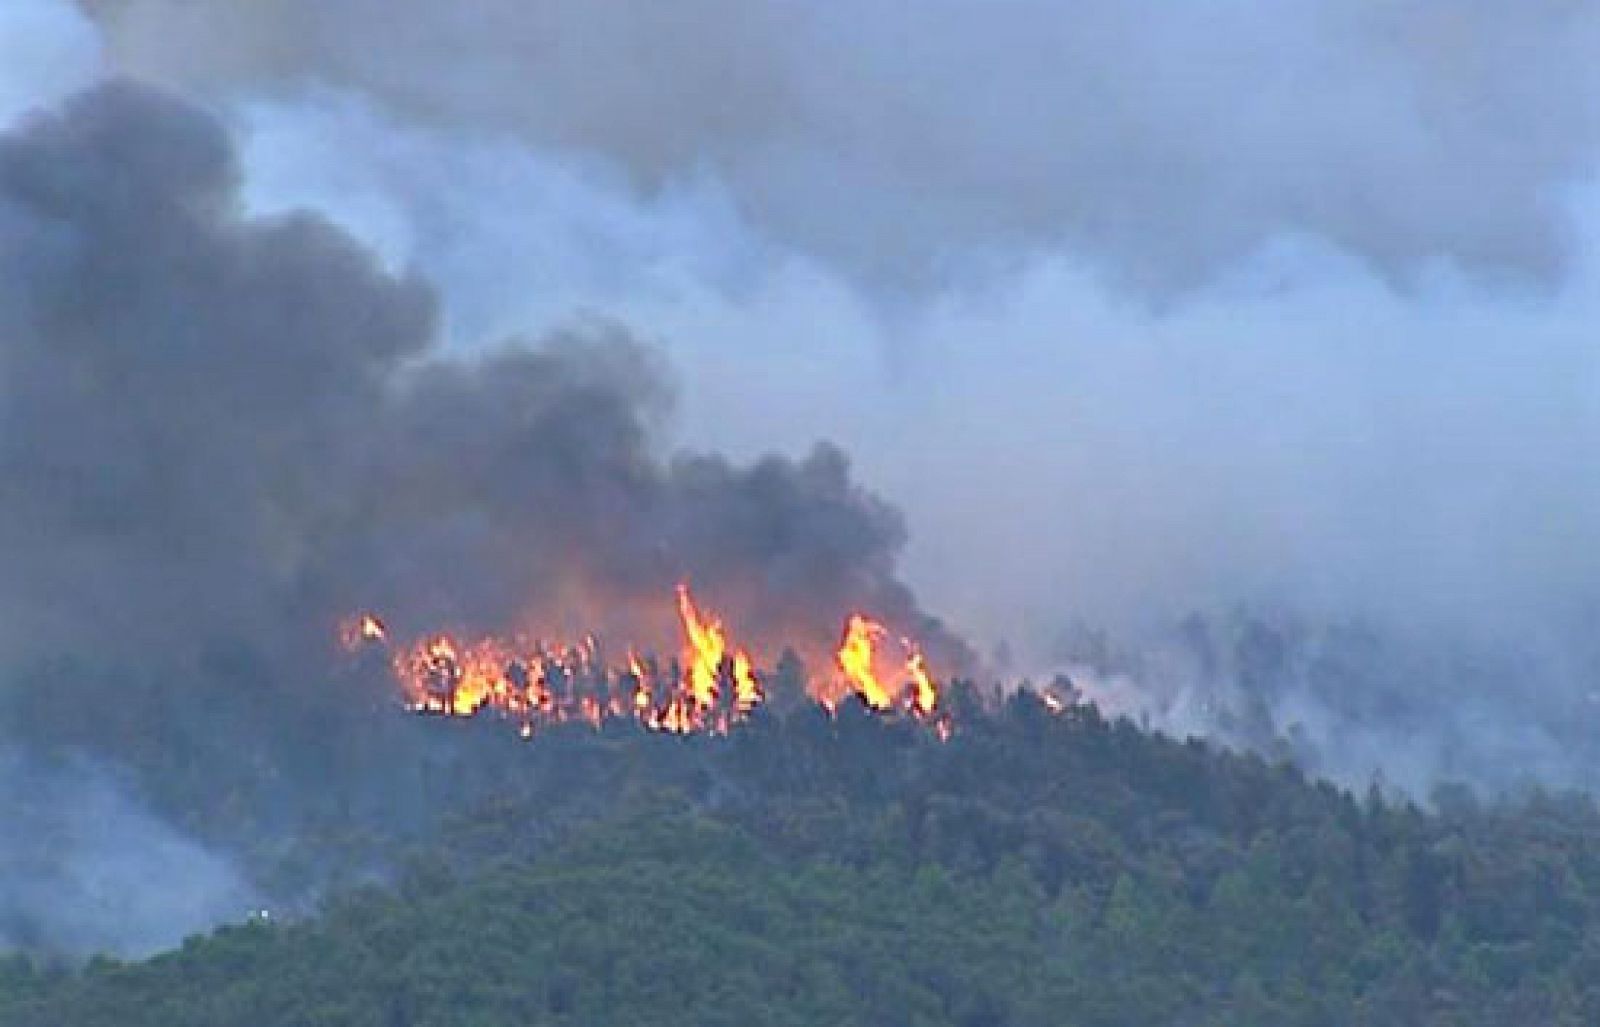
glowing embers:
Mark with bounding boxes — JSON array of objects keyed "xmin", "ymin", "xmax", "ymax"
[{"xmin": 345, "ymin": 584, "xmax": 948, "ymax": 740}]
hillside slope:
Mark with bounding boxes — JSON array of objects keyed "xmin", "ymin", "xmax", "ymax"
[{"xmin": 6, "ymin": 693, "xmax": 1600, "ymax": 1025}]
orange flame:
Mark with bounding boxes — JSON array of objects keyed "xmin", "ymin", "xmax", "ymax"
[
  {"xmin": 837, "ymin": 614, "xmax": 892, "ymax": 710},
  {"xmin": 351, "ymin": 587, "xmax": 953, "ymax": 741},
  {"xmin": 907, "ymin": 648, "xmax": 937, "ymax": 717},
  {"xmin": 733, "ymin": 650, "xmax": 761, "ymax": 713},
  {"xmin": 676, "ymin": 584, "xmax": 726, "ymax": 709}
]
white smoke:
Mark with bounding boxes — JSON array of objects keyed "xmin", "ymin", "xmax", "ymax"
[{"xmin": 0, "ymin": 753, "xmax": 257, "ymax": 957}]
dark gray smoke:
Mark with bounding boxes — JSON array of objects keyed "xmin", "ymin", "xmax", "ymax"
[
  {"xmin": 0, "ymin": 81, "xmax": 436, "ymax": 669},
  {"xmin": 0, "ymin": 80, "xmax": 954, "ymax": 656},
  {"xmin": 343, "ymin": 328, "xmax": 958, "ymax": 661},
  {"xmin": 0, "ymin": 80, "xmax": 962, "ymax": 953}
]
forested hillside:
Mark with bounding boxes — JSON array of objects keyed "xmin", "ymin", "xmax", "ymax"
[{"xmin": 6, "ymin": 691, "xmax": 1600, "ymax": 1025}]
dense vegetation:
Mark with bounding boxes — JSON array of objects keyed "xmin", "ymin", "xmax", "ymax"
[{"xmin": 7, "ymin": 689, "xmax": 1600, "ymax": 1025}]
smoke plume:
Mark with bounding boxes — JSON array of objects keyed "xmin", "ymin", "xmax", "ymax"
[
  {"xmin": 0, "ymin": 0, "xmax": 1596, "ymax": 923},
  {"xmin": 0, "ymin": 79, "xmax": 959, "ymax": 952}
]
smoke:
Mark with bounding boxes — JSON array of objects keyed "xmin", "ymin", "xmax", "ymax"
[
  {"xmin": 346, "ymin": 327, "xmax": 963, "ymax": 665},
  {"xmin": 0, "ymin": 81, "xmax": 438, "ymax": 666},
  {"xmin": 0, "ymin": 0, "xmax": 1593, "ymax": 827},
  {"xmin": 1054, "ymin": 611, "xmax": 1600, "ymax": 796},
  {"xmin": 0, "ymin": 752, "xmax": 257, "ymax": 957},
  {"xmin": 217, "ymin": 89, "xmax": 1600, "ymax": 664},
  {"xmin": 0, "ymin": 77, "xmax": 950, "ymax": 657},
  {"xmin": 80, "ymin": 0, "xmax": 1600, "ymax": 293},
  {"xmin": 0, "ymin": 79, "xmax": 960, "ymax": 953}
]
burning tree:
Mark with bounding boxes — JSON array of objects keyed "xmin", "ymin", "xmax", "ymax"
[{"xmin": 343, "ymin": 584, "xmax": 954, "ymax": 740}]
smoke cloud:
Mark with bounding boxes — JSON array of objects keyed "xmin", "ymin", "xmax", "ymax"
[
  {"xmin": 80, "ymin": 0, "xmax": 1600, "ymax": 292},
  {"xmin": 0, "ymin": 78, "xmax": 950, "ymax": 661},
  {"xmin": 0, "ymin": 0, "xmax": 1593, "ymax": 865},
  {"xmin": 0, "ymin": 78, "xmax": 959, "ymax": 952}
]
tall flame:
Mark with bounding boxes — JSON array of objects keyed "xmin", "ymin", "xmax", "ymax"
[
  {"xmin": 676, "ymin": 583, "xmax": 725, "ymax": 708},
  {"xmin": 345, "ymin": 585, "xmax": 950, "ymax": 740},
  {"xmin": 907, "ymin": 648, "xmax": 937, "ymax": 717},
  {"xmin": 837, "ymin": 614, "xmax": 892, "ymax": 710},
  {"xmin": 733, "ymin": 650, "xmax": 761, "ymax": 713}
]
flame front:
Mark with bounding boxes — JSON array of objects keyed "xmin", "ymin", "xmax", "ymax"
[{"xmin": 345, "ymin": 584, "xmax": 948, "ymax": 740}]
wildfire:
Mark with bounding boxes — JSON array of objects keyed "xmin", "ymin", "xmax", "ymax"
[
  {"xmin": 837, "ymin": 615, "xmax": 892, "ymax": 710},
  {"xmin": 344, "ymin": 584, "xmax": 949, "ymax": 740},
  {"xmin": 733, "ymin": 651, "xmax": 761, "ymax": 714},
  {"xmin": 835, "ymin": 616, "xmax": 941, "ymax": 716},
  {"xmin": 907, "ymin": 648, "xmax": 937, "ymax": 717},
  {"xmin": 339, "ymin": 613, "xmax": 388, "ymax": 650},
  {"xmin": 676, "ymin": 583, "xmax": 727, "ymax": 709}
]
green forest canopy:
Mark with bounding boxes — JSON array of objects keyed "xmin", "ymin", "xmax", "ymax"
[{"xmin": 6, "ymin": 691, "xmax": 1600, "ymax": 1026}]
